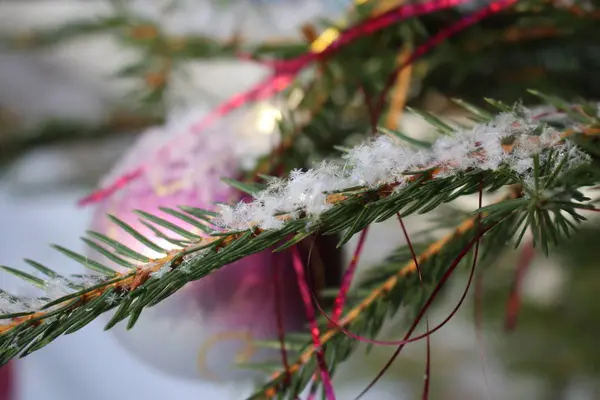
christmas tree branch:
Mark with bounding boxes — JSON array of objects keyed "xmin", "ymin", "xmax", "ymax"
[
  {"xmin": 0, "ymin": 99, "xmax": 596, "ymax": 365},
  {"xmin": 1, "ymin": 1, "xmax": 600, "ymax": 397}
]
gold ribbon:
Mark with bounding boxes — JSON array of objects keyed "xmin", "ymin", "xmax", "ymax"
[{"xmin": 197, "ymin": 330, "xmax": 256, "ymax": 381}]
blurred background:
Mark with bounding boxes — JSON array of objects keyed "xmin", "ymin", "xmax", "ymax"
[{"xmin": 1, "ymin": 1, "xmax": 600, "ymax": 399}]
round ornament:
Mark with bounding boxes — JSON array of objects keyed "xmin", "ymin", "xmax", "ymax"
[{"xmin": 89, "ymin": 105, "xmax": 341, "ymax": 382}]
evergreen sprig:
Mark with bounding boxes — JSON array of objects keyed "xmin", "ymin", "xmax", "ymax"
[{"xmin": 1, "ymin": 97, "xmax": 600, "ymax": 399}]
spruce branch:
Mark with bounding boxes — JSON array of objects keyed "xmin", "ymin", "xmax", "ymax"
[{"xmin": 0, "ymin": 99, "xmax": 599, "ymax": 397}]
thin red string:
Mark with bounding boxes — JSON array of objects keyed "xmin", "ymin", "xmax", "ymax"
[
  {"xmin": 302, "ymin": 1, "xmax": 515, "ymax": 390},
  {"xmin": 305, "ymin": 227, "xmax": 370, "ymax": 400},
  {"xmin": 474, "ymin": 271, "xmax": 493, "ymax": 398},
  {"xmin": 473, "ymin": 179, "xmax": 493, "ymax": 398},
  {"xmin": 291, "ymin": 246, "xmax": 336, "ymax": 400},
  {"xmin": 353, "ymin": 178, "xmax": 485, "ymax": 400},
  {"xmin": 372, "ymin": 0, "xmax": 518, "ymax": 123},
  {"xmin": 350, "ymin": 226, "xmax": 488, "ymax": 399},
  {"xmin": 315, "ymin": 251, "xmax": 479, "ymax": 348},
  {"xmin": 331, "ymin": 227, "xmax": 370, "ymax": 324},
  {"xmin": 79, "ymin": 0, "xmax": 477, "ymax": 207},
  {"xmin": 397, "ymin": 215, "xmax": 431, "ymax": 399},
  {"xmin": 238, "ymin": 0, "xmax": 473, "ymax": 74},
  {"xmin": 504, "ymin": 238, "xmax": 535, "ymax": 331},
  {"xmin": 309, "ymin": 195, "xmax": 491, "ymax": 348},
  {"xmin": 273, "ymin": 255, "xmax": 291, "ymax": 384}
]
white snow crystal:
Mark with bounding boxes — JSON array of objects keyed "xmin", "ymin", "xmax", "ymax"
[
  {"xmin": 105, "ymin": 292, "xmax": 120, "ymax": 305},
  {"xmin": 150, "ymin": 265, "xmax": 171, "ymax": 279},
  {"xmin": 214, "ymin": 110, "xmax": 590, "ymax": 231}
]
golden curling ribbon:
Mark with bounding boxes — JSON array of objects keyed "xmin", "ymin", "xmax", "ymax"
[
  {"xmin": 146, "ymin": 161, "xmax": 195, "ymax": 198},
  {"xmin": 197, "ymin": 330, "xmax": 256, "ymax": 381},
  {"xmin": 307, "ymin": 0, "xmax": 409, "ymax": 132},
  {"xmin": 197, "ymin": 274, "xmax": 264, "ymax": 381},
  {"xmin": 148, "ymin": 175, "xmax": 186, "ymax": 198},
  {"xmin": 385, "ymin": 46, "xmax": 412, "ymax": 130}
]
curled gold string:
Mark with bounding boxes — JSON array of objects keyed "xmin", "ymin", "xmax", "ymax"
[{"xmin": 197, "ymin": 330, "xmax": 256, "ymax": 381}]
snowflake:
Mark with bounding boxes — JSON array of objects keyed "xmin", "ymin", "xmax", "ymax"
[
  {"xmin": 178, "ymin": 263, "xmax": 192, "ymax": 274},
  {"xmin": 105, "ymin": 292, "xmax": 120, "ymax": 305},
  {"xmin": 8, "ymin": 336, "xmax": 20, "ymax": 349},
  {"xmin": 150, "ymin": 265, "xmax": 170, "ymax": 279}
]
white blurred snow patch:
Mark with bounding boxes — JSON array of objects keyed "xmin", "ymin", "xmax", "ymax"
[
  {"xmin": 0, "ymin": 2, "xmax": 110, "ymax": 31},
  {"xmin": 0, "ymin": 54, "xmax": 109, "ymax": 126},
  {"xmin": 0, "ymin": 0, "xmax": 341, "ymax": 124},
  {"xmin": 6, "ymin": 136, "xmax": 135, "ymax": 190},
  {"xmin": 522, "ymin": 256, "xmax": 566, "ymax": 307},
  {"xmin": 327, "ymin": 381, "xmax": 411, "ymax": 399},
  {"xmin": 124, "ymin": 0, "xmax": 347, "ymax": 40}
]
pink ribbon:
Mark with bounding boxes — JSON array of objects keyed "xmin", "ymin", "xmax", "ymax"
[{"xmin": 291, "ymin": 247, "xmax": 336, "ymax": 400}]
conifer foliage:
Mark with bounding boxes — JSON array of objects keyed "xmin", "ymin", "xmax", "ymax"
[{"xmin": 1, "ymin": 0, "xmax": 600, "ymax": 398}]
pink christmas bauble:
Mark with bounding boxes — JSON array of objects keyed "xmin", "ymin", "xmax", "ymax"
[{"xmin": 89, "ymin": 108, "xmax": 313, "ymax": 382}]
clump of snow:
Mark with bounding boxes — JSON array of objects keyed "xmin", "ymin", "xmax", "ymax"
[
  {"xmin": 217, "ymin": 110, "xmax": 590, "ymax": 231},
  {"xmin": 43, "ymin": 278, "xmax": 74, "ymax": 299},
  {"xmin": 150, "ymin": 264, "xmax": 171, "ymax": 279},
  {"xmin": 0, "ymin": 276, "xmax": 77, "ymax": 320},
  {"xmin": 0, "ymin": 292, "xmax": 29, "ymax": 315}
]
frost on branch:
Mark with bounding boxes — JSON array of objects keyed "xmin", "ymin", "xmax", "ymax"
[
  {"xmin": 0, "ymin": 105, "xmax": 591, "ymax": 333},
  {"xmin": 217, "ymin": 109, "xmax": 590, "ymax": 231},
  {"xmin": 0, "ymin": 275, "xmax": 101, "ymax": 319}
]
